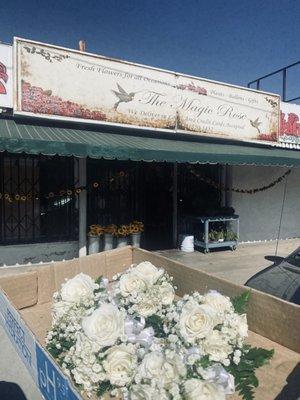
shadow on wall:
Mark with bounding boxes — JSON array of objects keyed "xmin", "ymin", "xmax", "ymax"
[
  {"xmin": 275, "ymin": 362, "xmax": 300, "ymax": 400},
  {"xmin": 0, "ymin": 381, "xmax": 28, "ymax": 400}
]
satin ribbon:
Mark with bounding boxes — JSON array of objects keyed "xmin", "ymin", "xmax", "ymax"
[
  {"xmin": 204, "ymin": 364, "xmax": 235, "ymax": 394},
  {"xmin": 125, "ymin": 316, "xmax": 154, "ymax": 347}
]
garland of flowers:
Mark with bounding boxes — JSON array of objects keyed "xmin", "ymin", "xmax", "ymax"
[
  {"xmin": 1, "ymin": 167, "xmax": 292, "ymax": 202},
  {"xmin": 46, "ymin": 261, "xmax": 273, "ymax": 400},
  {"xmin": 189, "ymin": 168, "xmax": 291, "ymax": 194},
  {"xmin": 0, "ymin": 170, "xmax": 129, "ymax": 203}
]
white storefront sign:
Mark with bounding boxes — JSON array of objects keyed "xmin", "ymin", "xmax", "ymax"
[
  {"xmin": 0, "ymin": 43, "xmax": 13, "ymax": 109},
  {"xmin": 280, "ymin": 102, "xmax": 300, "ymax": 146},
  {"xmin": 14, "ymin": 38, "xmax": 279, "ymax": 143}
]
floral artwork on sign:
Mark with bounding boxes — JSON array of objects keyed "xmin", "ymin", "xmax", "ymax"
[
  {"xmin": 0, "ymin": 62, "xmax": 8, "ymax": 94},
  {"xmin": 15, "ymin": 38, "xmax": 280, "ymax": 144},
  {"xmin": 0, "ymin": 44, "xmax": 12, "ymax": 108},
  {"xmin": 46, "ymin": 261, "xmax": 273, "ymax": 400},
  {"xmin": 279, "ymin": 102, "xmax": 300, "ymax": 145}
]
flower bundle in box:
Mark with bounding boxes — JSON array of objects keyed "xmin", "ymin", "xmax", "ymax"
[{"xmin": 46, "ymin": 262, "xmax": 273, "ymax": 400}]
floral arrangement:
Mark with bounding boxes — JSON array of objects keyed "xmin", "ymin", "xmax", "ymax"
[
  {"xmin": 104, "ymin": 224, "xmax": 118, "ymax": 236},
  {"xmin": 129, "ymin": 221, "xmax": 144, "ymax": 234},
  {"xmin": 88, "ymin": 225, "xmax": 105, "ymax": 237},
  {"xmin": 117, "ymin": 225, "xmax": 131, "ymax": 237},
  {"xmin": 88, "ymin": 222, "xmax": 144, "ymax": 238},
  {"xmin": 46, "ymin": 262, "xmax": 273, "ymax": 400}
]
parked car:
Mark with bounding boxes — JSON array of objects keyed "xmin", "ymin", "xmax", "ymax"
[{"xmin": 245, "ymin": 247, "xmax": 300, "ymax": 305}]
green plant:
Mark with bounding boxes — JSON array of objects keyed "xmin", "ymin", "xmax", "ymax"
[
  {"xmin": 225, "ymin": 230, "xmax": 238, "ymax": 241},
  {"xmin": 208, "ymin": 230, "xmax": 224, "ymax": 242}
]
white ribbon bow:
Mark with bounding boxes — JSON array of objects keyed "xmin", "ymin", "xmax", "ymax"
[{"xmin": 125, "ymin": 316, "xmax": 155, "ymax": 347}]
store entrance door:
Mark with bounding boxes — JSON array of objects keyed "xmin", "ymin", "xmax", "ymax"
[{"xmin": 140, "ymin": 163, "xmax": 173, "ymax": 250}]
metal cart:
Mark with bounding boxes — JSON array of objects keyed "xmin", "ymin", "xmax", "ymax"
[{"xmin": 182, "ymin": 215, "xmax": 239, "ymax": 253}]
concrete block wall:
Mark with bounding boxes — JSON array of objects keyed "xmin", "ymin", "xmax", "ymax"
[
  {"xmin": 0, "ymin": 241, "xmax": 79, "ymax": 267},
  {"xmin": 231, "ymin": 166, "xmax": 300, "ymax": 242}
]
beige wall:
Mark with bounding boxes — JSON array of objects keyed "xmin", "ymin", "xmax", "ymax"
[{"xmin": 231, "ymin": 166, "xmax": 300, "ymax": 242}]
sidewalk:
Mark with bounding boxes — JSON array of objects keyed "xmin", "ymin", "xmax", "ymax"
[{"xmin": 156, "ymin": 238, "xmax": 300, "ymax": 285}]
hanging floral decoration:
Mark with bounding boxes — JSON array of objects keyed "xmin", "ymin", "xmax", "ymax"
[
  {"xmin": 0, "ymin": 170, "xmax": 129, "ymax": 203},
  {"xmin": 189, "ymin": 168, "xmax": 291, "ymax": 194}
]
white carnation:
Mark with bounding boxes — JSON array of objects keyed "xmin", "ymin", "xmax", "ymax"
[
  {"xmin": 135, "ymin": 300, "xmax": 158, "ymax": 317},
  {"xmin": 203, "ymin": 330, "xmax": 232, "ymax": 363},
  {"xmin": 139, "ymin": 351, "xmax": 164, "ymax": 380},
  {"xmin": 203, "ymin": 291, "xmax": 232, "ymax": 323},
  {"xmin": 159, "ymin": 282, "xmax": 175, "ymax": 306}
]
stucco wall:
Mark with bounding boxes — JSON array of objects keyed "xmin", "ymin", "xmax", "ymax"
[
  {"xmin": 231, "ymin": 166, "xmax": 300, "ymax": 242},
  {"xmin": 0, "ymin": 241, "xmax": 79, "ymax": 266}
]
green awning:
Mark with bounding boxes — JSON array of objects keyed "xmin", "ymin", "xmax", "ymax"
[{"xmin": 0, "ymin": 118, "xmax": 300, "ymax": 166}]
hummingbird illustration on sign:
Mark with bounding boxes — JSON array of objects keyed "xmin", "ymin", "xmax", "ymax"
[
  {"xmin": 0, "ymin": 61, "xmax": 8, "ymax": 95},
  {"xmin": 112, "ymin": 83, "xmax": 137, "ymax": 110},
  {"xmin": 250, "ymin": 117, "xmax": 262, "ymax": 134}
]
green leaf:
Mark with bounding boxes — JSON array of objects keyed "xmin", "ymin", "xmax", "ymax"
[
  {"xmin": 97, "ymin": 381, "xmax": 112, "ymax": 397},
  {"xmin": 197, "ymin": 355, "xmax": 211, "ymax": 369},
  {"xmin": 145, "ymin": 315, "xmax": 165, "ymax": 338},
  {"xmin": 226, "ymin": 345, "xmax": 274, "ymax": 400},
  {"xmin": 232, "ymin": 290, "xmax": 251, "ymax": 314},
  {"xmin": 95, "ymin": 275, "xmax": 103, "ymax": 285}
]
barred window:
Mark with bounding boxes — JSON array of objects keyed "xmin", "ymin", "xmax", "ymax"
[{"xmin": 0, "ymin": 153, "xmax": 77, "ymax": 244}]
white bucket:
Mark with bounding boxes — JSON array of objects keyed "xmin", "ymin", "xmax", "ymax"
[{"xmin": 180, "ymin": 235, "xmax": 194, "ymax": 253}]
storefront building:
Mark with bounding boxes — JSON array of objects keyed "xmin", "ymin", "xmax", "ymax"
[{"xmin": 0, "ymin": 39, "xmax": 299, "ymax": 266}]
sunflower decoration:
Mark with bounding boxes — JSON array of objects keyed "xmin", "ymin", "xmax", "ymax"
[
  {"xmin": 88, "ymin": 224, "xmax": 105, "ymax": 237},
  {"xmin": 116, "ymin": 224, "xmax": 130, "ymax": 237},
  {"xmin": 129, "ymin": 221, "xmax": 144, "ymax": 234},
  {"xmin": 104, "ymin": 224, "xmax": 118, "ymax": 236}
]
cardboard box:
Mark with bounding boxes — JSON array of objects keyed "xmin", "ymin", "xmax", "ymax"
[{"xmin": 0, "ymin": 246, "xmax": 299, "ymax": 400}]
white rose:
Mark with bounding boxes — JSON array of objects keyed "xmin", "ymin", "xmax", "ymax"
[
  {"xmin": 130, "ymin": 384, "xmax": 161, "ymax": 400},
  {"xmin": 140, "ymin": 351, "xmax": 164, "ymax": 380},
  {"xmin": 184, "ymin": 379, "xmax": 226, "ymax": 400},
  {"xmin": 119, "ymin": 272, "xmax": 146, "ymax": 297},
  {"xmin": 82, "ymin": 303, "xmax": 124, "ymax": 347},
  {"xmin": 159, "ymin": 282, "xmax": 175, "ymax": 306},
  {"xmin": 203, "ymin": 330, "xmax": 232, "ymax": 363},
  {"xmin": 179, "ymin": 300, "xmax": 217, "ymax": 343},
  {"xmin": 103, "ymin": 345, "xmax": 135, "ymax": 386},
  {"xmin": 60, "ymin": 273, "xmax": 97, "ymax": 303},
  {"xmin": 134, "ymin": 261, "xmax": 163, "ymax": 285},
  {"xmin": 203, "ymin": 291, "xmax": 232, "ymax": 323}
]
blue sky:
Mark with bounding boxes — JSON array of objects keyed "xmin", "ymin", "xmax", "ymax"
[{"xmin": 1, "ymin": 0, "xmax": 299, "ymax": 99}]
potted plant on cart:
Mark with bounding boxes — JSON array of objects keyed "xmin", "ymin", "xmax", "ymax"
[
  {"xmin": 225, "ymin": 230, "xmax": 238, "ymax": 242},
  {"xmin": 87, "ymin": 224, "xmax": 104, "ymax": 254},
  {"xmin": 116, "ymin": 224, "xmax": 130, "ymax": 248},
  {"xmin": 129, "ymin": 220, "xmax": 144, "ymax": 247},
  {"xmin": 103, "ymin": 224, "xmax": 117, "ymax": 251},
  {"xmin": 208, "ymin": 230, "xmax": 224, "ymax": 243}
]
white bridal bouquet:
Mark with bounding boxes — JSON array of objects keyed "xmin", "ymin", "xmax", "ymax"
[{"xmin": 46, "ymin": 262, "xmax": 273, "ymax": 400}]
